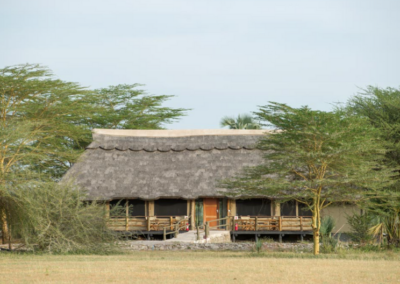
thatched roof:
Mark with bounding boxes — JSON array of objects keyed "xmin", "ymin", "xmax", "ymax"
[{"xmin": 63, "ymin": 129, "xmax": 268, "ymax": 200}]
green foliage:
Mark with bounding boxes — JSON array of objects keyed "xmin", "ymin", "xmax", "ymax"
[
  {"xmin": 223, "ymin": 103, "xmax": 393, "ymax": 201},
  {"xmin": 319, "ymin": 216, "xmax": 338, "ymax": 253},
  {"xmin": 346, "ymin": 212, "xmax": 375, "ymax": 244},
  {"xmin": 89, "ymin": 84, "xmax": 187, "ymax": 131},
  {"xmin": 348, "ymin": 86, "xmax": 400, "ymax": 174},
  {"xmin": 13, "ymin": 183, "xmax": 116, "ymax": 254},
  {"xmin": 320, "ymin": 216, "xmax": 335, "ymax": 239},
  {"xmin": 348, "ymin": 86, "xmax": 400, "ymax": 247},
  {"xmin": 0, "ymin": 63, "xmax": 187, "ymax": 251},
  {"xmin": 220, "ymin": 114, "xmax": 261, "ymax": 129},
  {"xmin": 221, "ymin": 102, "xmax": 396, "ymax": 254},
  {"xmin": 369, "ymin": 210, "xmax": 400, "ymax": 247},
  {"xmin": 254, "ymin": 239, "xmax": 263, "ymax": 253}
]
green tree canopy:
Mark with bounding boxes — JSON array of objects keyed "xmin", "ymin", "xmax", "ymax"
[
  {"xmin": 0, "ymin": 63, "xmax": 188, "ymax": 244},
  {"xmin": 220, "ymin": 114, "xmax": 261, "ymax": 129},
  {"xmin": 347, "ymin": 86, "xmax": 400, "ymax": 246},
  {"xmin": 221, "ymin": 102, "xmax": 395, "ymax": 254}
]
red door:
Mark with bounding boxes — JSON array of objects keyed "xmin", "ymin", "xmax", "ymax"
[{"xmin": 203, "ymin": 199, "xmax": 219, "ymax": 228}]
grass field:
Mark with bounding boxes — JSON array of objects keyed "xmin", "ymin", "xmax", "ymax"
[{"xmin": 1, "ymin": 251, "xmax": 400, "ymax": 284}]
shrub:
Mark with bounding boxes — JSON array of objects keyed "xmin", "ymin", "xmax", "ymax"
[
  {"xmin": 14, "ymin": 182, "xmax": 117, "ymax": 254},
  {"xmin": 346, "ymin": 213, "xmax": 374, "ymax": 245},
  {"xmin": 320, "ymin": 216, "xmax": 338, "ymax": 253}
]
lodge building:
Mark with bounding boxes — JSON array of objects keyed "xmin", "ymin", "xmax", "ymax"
[{"xmin": 63, "ymin": 129, "xmax": 355, "ymax": 241}]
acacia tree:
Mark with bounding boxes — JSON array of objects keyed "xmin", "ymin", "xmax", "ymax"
[
  {"xmin": 0, "ymin": 64, "xmax": 94, "ymax": 242},
  {"xmin": 0, "ymin": 64, "xmax": 187, "ymax": 245},
  {"xmin": 90, "ymin": 84, "xmax": 187, "ymax": 130},
  {"xmin": 222, "ymin": 102, "xmax": 395, "ymax": 255},
  {"xmin": 348, "ymin": 86, "xmax": 400, "ymax": 245}
]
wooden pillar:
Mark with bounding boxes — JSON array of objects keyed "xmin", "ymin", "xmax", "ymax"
[
  {"xmin": 190, "ymin": 200, "xmax": 195, "ymax": 229},
  {"xmin": 148, "ymin": 200, "xmax": 154, "ymax": 217},
  {"xmin": 229, "ymin": 199, "xmax": 236, "ymax": 216},
  {"xmin": 105, "ymin": 201, "xmax": 110, "ymax": 218},
  {"xmin": 296, "ymin": 201, "xmax": 299, "ymax": 217},
  {"xmin": 274, "ymin": 201, "xmax": 281, "ymax": 217},
  {"xmin": 125, "ymin": 200, "xmax": 129, "ymax": 231}
]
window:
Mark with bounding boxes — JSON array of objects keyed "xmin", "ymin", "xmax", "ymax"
[
  {"xmin": 109, "ymin": 199, "xmax": 145, "ymax": 217},
  {"xmin": 298, "ymin": 203, "xmax": 312, "ymax": 216},
  {"xmin": 154, "ymin": 199, "xmax": 187, "ymax": 216},
  {"xmin": 236, "ymin": 199, "xmax": 271, "ymax": 216},
  {"xmin": 128, "ymin": 199, "xmax": 145, "ymax": 216},
  {"xmin": 280, "ymin": 200, "xmax": 296, "ymax": 216}
]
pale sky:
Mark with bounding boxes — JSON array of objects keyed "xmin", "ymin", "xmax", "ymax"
[{"xmin": 1, "ymin": 0, "xmax": 399, "ymax": 129}]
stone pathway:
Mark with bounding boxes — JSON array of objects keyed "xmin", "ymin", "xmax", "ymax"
[{"xmin": 132, "ymin": 230, "xmax": 230, "ymax": 245}]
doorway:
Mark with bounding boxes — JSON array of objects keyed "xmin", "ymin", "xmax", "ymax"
[{"xmin": 203, "ymin": 198, "xmax": 219, "ymax": 227}]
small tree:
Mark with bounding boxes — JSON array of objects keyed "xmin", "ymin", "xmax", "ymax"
[{"xmin": 222, "ymin": 102, "xmax": 395, "ymax": 255}]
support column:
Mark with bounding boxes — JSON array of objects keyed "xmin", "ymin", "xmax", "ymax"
[
  {"xmin": 229, "ymin": 199, "xmax": 236, "ymax": 216},
  {"xmin": 190, "ymin": 200, "xmax": 195, "ymax": 229},
  {"xmin": 105, "ymin": 201, "xmax": 110, "ymax": 216},
  {"xmin": 148, "ymin": 200, "xmax": 154, "ymax": 216},
  {"xmin": 274, "ymin": 201, "xmax": 281, "ymax": 217}
]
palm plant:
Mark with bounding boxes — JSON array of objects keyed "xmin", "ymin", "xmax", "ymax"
[
  {"xmin": 369, "ymin": 209, "xmax": 400, "ymax": 246},
  {"xmin": 220, "ymin": 114, "xmax": 261, "ymax": 129}
]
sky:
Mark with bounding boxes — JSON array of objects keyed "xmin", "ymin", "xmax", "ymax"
[{"xmin": 1, "ymin": 0, "xmax": 400, "ymax": 129}]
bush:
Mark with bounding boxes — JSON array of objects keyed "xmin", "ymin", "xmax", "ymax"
[
  {"xmin": 320, "ymin": 216, "xmax": 338, "ymax": 253},
  {"xmin": 346, "ymin": 213, "xmax": 374, "ymax": 245},
  {"xmin": 13, "ymin": 182, "xmax": 117, "ymax": 254}
]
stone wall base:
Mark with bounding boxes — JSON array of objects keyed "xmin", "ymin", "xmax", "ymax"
[{"xmin": 122, "ymin": 242, "xmax": 313, "ymax": 252}]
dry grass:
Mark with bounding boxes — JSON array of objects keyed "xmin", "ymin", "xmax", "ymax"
[{"xmin": 1, "ymin": 251, "xmax": 400, "ymax": 284}]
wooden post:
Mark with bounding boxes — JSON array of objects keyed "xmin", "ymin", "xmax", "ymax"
[
  {"xmin": 105, "ymin": 202, "xmax": 110, "ymax": 218},
  {"xmin": 147, "ymin": 200, "xmax": 155, "ymax": 217},
  {"xmin": 147, "ymin": 217, "xmax": 151, "ymax": 231},
  {"xmin": 279, "ymin": 216, "xmax": 282, "ymax": 231},
  {"xmin": 174, "ymin": 223, "xmax": 179, "ymax": 238},
  {"xmin": 197, "ymin": 225, "xmax": 200, "ymax": 241},
  {"xmin": 255, "ymin": 216, "xmax": 258, "ymax": 231},
  {"xmin": 205, "ymin": 222, "xmax": 209, "ymax": 239},
  {"xmin": 300, "ymin": 217, "xmax": 303, "ymax": 231},
  {"xmin": 170, "ymin": 217, "xmax": 173, "ymax": 230},
  {"xmin": 163, "ymin": 227, "xmax": 166, "ymax": 241},
  {"xmin": 125, "ymin": 215, "xmax": 129, "ymax": 231},
  {"xmin": 190, "ymin": 200, "xmax": 196, "ymax": 230},
  {"xmin": 274, "ymin": 201, "xmax": 281, "ymax": 216},
  {"xmin": 230, "ymin": 199, "xmax": 236, "ymax": 216}
]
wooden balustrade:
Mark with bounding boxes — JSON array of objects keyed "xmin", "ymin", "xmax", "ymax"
[
  {"xmin": 107, "ymin": 215, "xmax": 312, "ymax": 232},
  {"xmin": 232, "ymin": 216, "xmax": 312, "ymax": 231},
  {"xmin": 107, "ymin": 216, "xmax": 188, "ymax": 232}
]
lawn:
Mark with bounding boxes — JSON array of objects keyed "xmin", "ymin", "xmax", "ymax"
[{"xmin": 1, "ymin": 251, "xmax": 400, "ymax": 284}]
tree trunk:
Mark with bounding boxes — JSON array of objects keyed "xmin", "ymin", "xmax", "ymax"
[
  {"xmin": 311, "ymin": 197, "xmax": 321, "ymax": 255},
  {"xmin": 1, "ymin": 210, "xmax": 9, "ymax": 244},
  {"xmin": 313, "ymin": 229, "xmax": 320, "ymax": 255}
]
